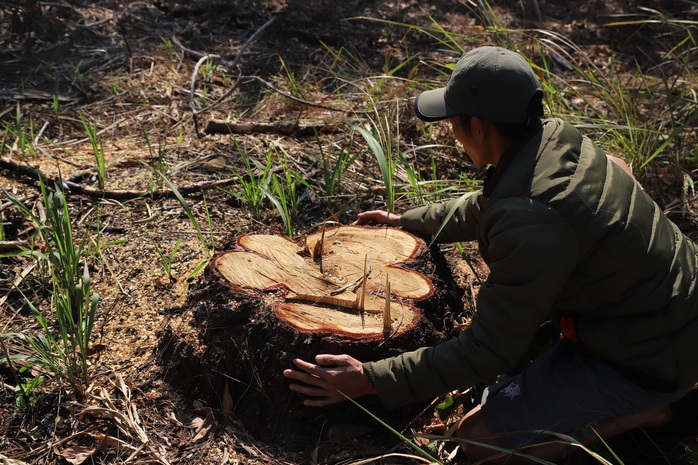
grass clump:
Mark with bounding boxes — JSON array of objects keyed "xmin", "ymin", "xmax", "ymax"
[
  {"xmin": 265, "ymin": 145, "xmax": 313, "ymax": 237},
  {"xmin": 314, "ymin": 130, "xmax": 360, "ymax": 209},
  {"xmin": 79, "ymin": 112, "xmax": 108, "ymax": 190},
  {"xmin": 221, "ymin": 138, "xmax": 274, "ymax": 220},
  {"xmin": 352, "ymin": 118, "xmax": 400, "ymax": 213},
  {"xmin": 1, "ymin": 179, "xmax": 98, "ymax": 399}
]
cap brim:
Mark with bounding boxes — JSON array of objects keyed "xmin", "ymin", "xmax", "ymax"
[{"xmin": 414, "ymin": 88, "xmax": 458, "ymax": 122}]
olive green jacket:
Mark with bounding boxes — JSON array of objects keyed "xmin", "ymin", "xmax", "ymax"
[{"xmin": 364, "ymin": 118, "xmax": 698, "ymax": 409}]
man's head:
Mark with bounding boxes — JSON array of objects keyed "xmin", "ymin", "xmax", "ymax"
[{"xmin": 414, "ymin": 46, "xmax": 543, "ymax": 125}]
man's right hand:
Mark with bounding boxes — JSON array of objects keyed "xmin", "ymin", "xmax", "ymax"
[
  {"xmin": 283, "ymin": 354, "xmax": 377, "ymax": 407},
  {"xmin": 353, "ymin": 210, "xmax": 402, "ymax": 227}
]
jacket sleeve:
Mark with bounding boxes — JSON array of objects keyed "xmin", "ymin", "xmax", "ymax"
[
  {"xmin": 400, "ymin": 192, "xmax": 482, "ymax": 242},
  {"xmin": 364, "ymin": 198, "xmax": 580, "ymax": 409}
]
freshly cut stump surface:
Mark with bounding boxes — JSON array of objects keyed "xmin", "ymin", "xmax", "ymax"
[{"xmin": 213, "ymin": 226, "xmax": 434, "ymax": 338}]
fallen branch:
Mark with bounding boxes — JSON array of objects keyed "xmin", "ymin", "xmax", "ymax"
[
  {"xmin": 60, "ymin": 177, "xmax": 237, "ymax": 200},
  {"xmin": 243, "ymin": 74, "xmax": 350, "ymax": 113},
  {"xmin": 175, "ymin": 17, "xmax": 351, "ymax": 137},
  {"xmin": 204, "ymin": 119, "xmax": 345, "ymax": 137},
  {"xmin": 0, "ymin": 241, "xmax": 27, "ymax": 253},
  {"xmin": 0, "ymin": 155, "xmax": 236, "ymax": 200},
  {"xmin": 180, "ymin": 17, "xmax": 275, "ymax": 135},
  {"xmin": 1, "ymin": 263, "xmax": 36, "ymax": 333}
]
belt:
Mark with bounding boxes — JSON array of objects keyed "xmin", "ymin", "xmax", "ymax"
[
  {"xmin": 559, "ymin": 313, "xmax": 580, "ymax": 344},
  {"xmin": 559, "ymin": 313, "xmax": 679, "ymax": 392}
]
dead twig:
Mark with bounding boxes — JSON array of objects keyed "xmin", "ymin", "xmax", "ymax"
[
  {"xmin": 0, "ymin": 241, "xmax": 27, "ymax": 253},
  {"xmin": 10, "ymin": 425, "xmax": 101, "ymax": 462},
  {"xmin": 204, "ymin": 119, "xmax": 346, "ymax": 137},
  {"xmin": 180, "ymin": 17, "xmax": 275, "ymax": 134},
  {"xmin": 176, "ymin": 17, "xmax": 352, "ymax": 137},
  {"xmin": 1, "ymin": 263, "xmax": 36, "ymax": 332},
  {"xmin": 0, "ymin": 338, "xmax": 29, "ymax": 407},
  {"xmin": 79, "ymin": 374, "xmax": 171, "ymax": 465},
  {"xmin": 242, "ymin": 74, "xmax": 350, "ymax": 113},
  {"xmin": 0, "ymin": 155, "xmax": 236, "ymax": 200}
]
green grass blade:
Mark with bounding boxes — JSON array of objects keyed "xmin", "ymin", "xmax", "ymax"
[
  {"xmin": 162, "ymin": 175, "xmax": 213, "ymax": 255},
  {"xmin": 351, "ymin": 123, "xmax": 395, "ymax": 212},
  {"xmin": 427, "ymin": 192, "xmax": 476, "ymax": 247},
  {"xmin": 339, "ymin": 391, "xmax": 442, "ymax": 464}
]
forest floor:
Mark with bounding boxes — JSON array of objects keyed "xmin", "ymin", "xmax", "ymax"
[{"xmin": 1, "ymin": 1, "xmax": 698, "ymax": 464}]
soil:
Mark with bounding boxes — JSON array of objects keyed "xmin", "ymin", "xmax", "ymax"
[{"xmin": 1, "ymin": 1, "xmax": 697, "ymax": 464}]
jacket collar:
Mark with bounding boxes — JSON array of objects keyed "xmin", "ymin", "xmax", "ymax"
[{"xmin": 483, "ymin": 119, "xmax": 544, "ymax": 198}]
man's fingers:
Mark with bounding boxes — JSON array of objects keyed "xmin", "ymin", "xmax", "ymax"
[
  {"xmin": 354, "ymin": 211, "xmax": 380, "ymax": 225},
  {"xmin": 290, "ymin": 358, "xmax": 325, "ymax": 375},
  {"xmin": 288, "ymin": 382, "xmax": 335, "ymax": 397},
  {"xmin": 303, "ymin": 396, "xmax": 343, "ymax": 407},
  {"xmin": 283, "ymin": 368, "xmax": 330, "ymax": 388},
  {"xmin": 314, "ymin": 353, "xmax": 349, "ymax": 367},
  {"xmin": 284, "ymin": 354, "xmax": 372, "ymax": 404},
  {"xmin": 291, "ymin": 358, "xmax": 313, "ymax": 370},
  {"xmin": 292, "ymin": 355, "xmax": 348, "ymax": 375},
  {"xmin": 287, "ymin": 380, "xmax": 345, "ymax": 407}
]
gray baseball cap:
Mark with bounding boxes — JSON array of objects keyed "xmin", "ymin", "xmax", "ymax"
[{"xmin": 414, "ymin": 46, "xmax": 542, "ymax": 124}]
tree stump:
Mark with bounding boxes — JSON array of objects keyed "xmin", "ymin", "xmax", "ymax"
[{"xmin": 159, "ymin": 225, "xmax": 461, "ymax": 448}]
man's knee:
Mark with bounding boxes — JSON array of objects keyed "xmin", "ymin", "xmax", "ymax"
[
  {"xmin": 456, "ymin": 405, "xmax": 490, "ymax": 439},
  {"xmin": 456, "ymin": 405, "xmax": 502, "ymax": 460}
]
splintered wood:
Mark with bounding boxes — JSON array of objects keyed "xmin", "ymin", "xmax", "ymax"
[{"xmin": 213, "ymin": 225, "xmax": 434, "ymax": 338}]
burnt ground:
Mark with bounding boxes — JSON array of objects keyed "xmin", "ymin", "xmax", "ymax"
[{"xmin": 1, "ymin": 1, "xmax": 698, "ymax": 464}]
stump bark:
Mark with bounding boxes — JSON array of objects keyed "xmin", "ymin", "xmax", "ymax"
[{"xmin": 159, "ymin": 225, "xmax": 461, "ymax": 448}]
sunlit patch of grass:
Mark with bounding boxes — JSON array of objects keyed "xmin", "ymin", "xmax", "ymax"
[
  {"xmin": 221, "ymin": 137, "xmax": 274, "ymax": 221},
  {"xmin": 531, "ymin": 26, "xmax": 697, "ymax": 195},
  {"xmin": 79, "ymin": 112, "xmax": 107, "ymax": 190},
  {"xmin": 3, "ymin": 103, "xmax": 39, "ymax": 159},
  {"xmin": 142, "ymin": 127, "xmax": 170, "ymax": 190},
  {"xmin": 264, "ymin": 144, "xmax": 312, "ymax": 237},
  {"xmin": 155, "ymin": 237, "xmax": 181, "ymax": 281},
  {"xmin": 353, "ymin": 117, "xmax": 399, "ymax": 213},
  {"xmin": 162, "ymin": 178, "xmax": 215, "ymax": 279},
  {"xmin": 313, "ymin": 129, "xmax": 360, "ymax": 210},
  {"xmin": 1, "ymin": 179, "xmax": 98, "ymax": 399}
]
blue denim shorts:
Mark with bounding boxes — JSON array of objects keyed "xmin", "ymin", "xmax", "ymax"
[{"xmin": 480, "ymin": 339, "xmax": 690, "ymax": 449}]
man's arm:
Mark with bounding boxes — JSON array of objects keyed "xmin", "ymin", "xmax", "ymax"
[
  {"xmin": 400, "ymin": 193, "xmax": 482, "ymax": 242},
  {"xmin": 365, "ymin": 199, "xmax": 580, "ymax": 408},
  {"xmin": 353, "ymin": 210, "xmax": 402, "ymax": 226},
  {"xmin": 354, "ymin": 193, "xmax": 483, "ymax": 243}
]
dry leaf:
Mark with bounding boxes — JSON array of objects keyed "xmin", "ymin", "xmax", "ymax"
[
  {"xmin": 167, "ymin": 411, "xmax": 184, "ymax": 426},
  {"xmin": 203, "ymin": 156, "xmax": 227, "ymax": 169},
  {"xmin": 53, "ymin": 433, "xmax": 115, "ymax": 465},
  {"xmin": 87, "ymin": 343, "xmax": 108, "ymax": 355},
  {"xmin": 0, "ymin": 455, "xmax": 31, "ymax": 465},
  {"xmin": 91, "ymin": 433, "xmax": 139, "ymax": 454},
  {"xmin": 190, "ymin": 407, "xmax": 216, "ymax": 443},
  {"xmin": 54, "ymin": 445, "xmax": 96, "ymax": 465},
  {"xmin": 221, "ymin": 381, "xmax": 234, "ymax": 414}
]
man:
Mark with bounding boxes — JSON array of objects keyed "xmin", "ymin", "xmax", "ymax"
[{"xmin": 283, "ymin": 46, "xmax": 698, "ymax": 462}]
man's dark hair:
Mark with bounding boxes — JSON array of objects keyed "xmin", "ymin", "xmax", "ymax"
[{"xmin": 460, "ymin": 91, "xmax": 544, "ymax": 141}]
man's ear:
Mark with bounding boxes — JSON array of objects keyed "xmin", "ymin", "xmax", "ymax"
[{"xmin": 470, "ymin": 116, "xmax": 487, "ymax": 143}]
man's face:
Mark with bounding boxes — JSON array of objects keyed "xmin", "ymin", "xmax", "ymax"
[{"xmin": 448, "ymin": 115, "xmax": 487, "ymax": 167}]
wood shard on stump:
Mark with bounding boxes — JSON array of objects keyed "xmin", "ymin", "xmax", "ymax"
[
  {"xmin": 159, "ymin": 225, "xmax": 457, "ymax": 449},
  {"xmin": 213, "ymin": 225, "xmax": 433, "ymax": 338}
]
